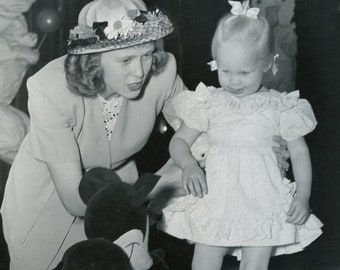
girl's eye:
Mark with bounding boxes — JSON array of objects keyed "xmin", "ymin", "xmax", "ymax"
[{"xmin": 240, "ymin": 71, "xmax": 249, "ymax": 75}]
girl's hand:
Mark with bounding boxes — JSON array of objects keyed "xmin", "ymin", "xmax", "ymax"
[
  {"xmin": 272, "ymin": 135, "xmax": 290, "ymax": 176},
  {"xmin": 286, "ymin": 196, "xmax": 311, "ymax": 225},
  {"xmin": 182, "ymin": 163, "xmax": 207, "ymax": 198}
]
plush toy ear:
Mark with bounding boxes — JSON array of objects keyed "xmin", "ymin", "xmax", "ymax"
[
  {"xmin": 79, "ymin": 167, "xmax": 122, "ymax": 204},
  {"xmin": 132, "ymin": 173, "xmax": 161, "ymax": 207}
]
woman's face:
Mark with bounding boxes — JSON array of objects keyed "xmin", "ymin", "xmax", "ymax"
[{"xmin": 100, "ymin": 42, "xmax": 155, "ymax": 99}]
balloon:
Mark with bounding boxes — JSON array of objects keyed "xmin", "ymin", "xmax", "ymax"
[{"xmin": 37, "ymin": 9, "xmax": 61, "ymax": 33}]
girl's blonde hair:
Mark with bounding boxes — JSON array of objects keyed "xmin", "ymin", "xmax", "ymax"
[
  {"xmin": 211, "ymin": 13, "xmax": 274, "ymax": 63},
  {"xmin": 64, "ymin": 40, "xmax": 168, "ymax": 97}
]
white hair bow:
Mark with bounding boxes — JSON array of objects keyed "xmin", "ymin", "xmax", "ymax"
[
  {"xmin": 271, "ymin": 53, "xmax": 279, "ymax": 75},
  {"xmin": 228, "ymin": 0, "xmax": 260, "ymax": 19},
  {"xmin": 207, "ymin": 60, "xmax": 218, "ymax": 71}
]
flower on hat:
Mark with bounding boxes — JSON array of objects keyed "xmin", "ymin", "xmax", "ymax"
[{"xmin": 104, "ymin": 17, "xmax": 137, "ymax": 39}]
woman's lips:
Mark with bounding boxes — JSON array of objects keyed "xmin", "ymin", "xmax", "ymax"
[{"xmin": 127, "ymin": 82, "xmax": 143, "ymax": 91}]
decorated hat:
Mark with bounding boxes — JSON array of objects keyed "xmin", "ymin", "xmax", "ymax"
[
  {"xmin": 56, "ymin": 238, "xmax": 132, "ymax": 270},
  {"xmin": 67, "ymin": 0, "xmax": 174, "ymax": 54}
]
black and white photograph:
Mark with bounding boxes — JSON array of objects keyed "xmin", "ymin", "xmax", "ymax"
[{"xmin": 0, "ymin": 0, "xmax": 339, "ymax": 269}]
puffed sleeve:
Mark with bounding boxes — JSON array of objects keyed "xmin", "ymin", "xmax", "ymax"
[
  {"xmin": 279, "ymin": 91, "xmax": 317, "ymax": 141},
  {"xmin": 27, "ymin": 77, "xmax": 81, "ymax": 163},
  {"xmin": 173, "ymin": 82, "xmax": 211, "ymax": 132}
]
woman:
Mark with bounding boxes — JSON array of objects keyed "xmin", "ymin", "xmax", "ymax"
[{"xmin": 1, "ymin": 0, "xmax": 289, "ymax": 269}]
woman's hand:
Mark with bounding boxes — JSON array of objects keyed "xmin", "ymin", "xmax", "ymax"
[
  {"xmin": 182, "ymin": 163, "xmax": 207, "ymax": 198},
  {"xmin": 286, "ymin": 196, "xmax": 311, "ymax": 225},
  {"xmin": 272, "ymin": 135, "xmax": 290, "ymax": 176}
]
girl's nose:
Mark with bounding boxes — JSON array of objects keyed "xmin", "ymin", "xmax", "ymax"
[{"xmin": 229, "ymin": 74, "xmax": 241, "ymax": 86}]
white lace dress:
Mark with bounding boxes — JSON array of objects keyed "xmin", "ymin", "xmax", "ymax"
[{"xmin": 159, "ymin": 83, "xmax": 323, "ymax": 259}]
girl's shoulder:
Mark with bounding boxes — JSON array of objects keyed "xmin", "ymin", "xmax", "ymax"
[
  {"xmin": 173, "ymin": 82, "xmax": 220, "ymax": 106},
  {"xmin": 247, "ymin": 89, "xmax": 304, "ymax": 107},
  {"xmin": 266, "ymin": 89, "xmax": 312, "ymax": 109}
]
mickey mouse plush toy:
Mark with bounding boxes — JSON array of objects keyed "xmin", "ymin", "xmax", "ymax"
[{"xmin": 54, "ymin": 167, "xmax": 168, "ymax": 270}]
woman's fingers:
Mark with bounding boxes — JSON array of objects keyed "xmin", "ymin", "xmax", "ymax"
[
  {"xmin": 280, "ymin": 148, "xmax": 290, "ymax": 159},
  {"xmin": 273, "ymin": 135, "xmax": 287, "ymax": 147},
  {"xmin": 272, "ymin": 146, "xmax": 289, "ymax": 160},
  {"xmin": 272, "ymin": 136, "xmax": 290, "ymax": 170},
  {"xmin": 277, "ymin": 155, "xmax": 289, "ymax": 171}
]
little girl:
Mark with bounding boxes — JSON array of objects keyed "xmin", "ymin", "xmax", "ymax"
[{"xmin": 158, "ymin": 1, "xmax": 323, "ymax": 270}]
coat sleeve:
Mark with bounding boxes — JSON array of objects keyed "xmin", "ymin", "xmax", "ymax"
[
  {"xmin": 159, "ymin": 53, "xmax": 188, "ymax": 131},
  {"xmin": 26, "ymin": 75, "xmax": 81, "ymax": 163}
]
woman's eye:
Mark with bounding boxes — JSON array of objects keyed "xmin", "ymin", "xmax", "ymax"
[
  {"xmin": 122, "ymin": 58, "xmax": 131, "ymax": 64},
  {"xmin": 240, "ymin": 71, "xmax": 249, "ymax": 75},
  {"xmin": 142, "ymin": 53, "xmax": 152, "ymax": 60}
]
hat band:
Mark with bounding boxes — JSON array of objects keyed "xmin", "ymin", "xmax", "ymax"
[{"xmin": 67, "ymin": 9, "xmax": 174, "ymax": 54}]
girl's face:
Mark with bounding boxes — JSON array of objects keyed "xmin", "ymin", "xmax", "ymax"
[
  {"xmin": 216, "ymin": 41, "xmax": 270, "ymax": 98},
  {"xmin": 100, "ymin": 42, "xmax": 155, "ymax": 99}
]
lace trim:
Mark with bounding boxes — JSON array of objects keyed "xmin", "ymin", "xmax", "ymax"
[{"xmin": 97, "ymin": 94, "xmax": 123, "ymax": 140}]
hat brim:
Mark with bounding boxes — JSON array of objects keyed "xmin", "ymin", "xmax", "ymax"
[{"xmin": 68, "ymin": 27, "xmax": 173, "ymax": 54}]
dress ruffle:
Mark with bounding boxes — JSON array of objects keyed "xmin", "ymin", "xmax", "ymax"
[{"xmin": 160, "ymin": 176, "xmax": 323, "ymax": 259}]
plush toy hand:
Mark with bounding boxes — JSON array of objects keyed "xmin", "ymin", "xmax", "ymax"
[
  {"xmin": 286, "ymin": 196, "xmax": 311, "ymax": 225},
  {"xmin": 182, "ymin": 163, "xmax": 207, "ymax": 198}
]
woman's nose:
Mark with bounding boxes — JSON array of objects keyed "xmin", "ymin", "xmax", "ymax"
[{"xmin": 132, "ymin": 60, "xmax": 144, "ymax": 78}]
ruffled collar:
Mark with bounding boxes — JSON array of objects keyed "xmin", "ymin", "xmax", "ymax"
[{"xmin": 195, "ymin": 82, "xmax": 300, "ymax": 115}]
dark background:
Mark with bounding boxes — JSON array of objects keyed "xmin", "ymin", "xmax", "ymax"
[{"xmin": 1, "ymin": 0, "xmax": 340, "ymax": 269}]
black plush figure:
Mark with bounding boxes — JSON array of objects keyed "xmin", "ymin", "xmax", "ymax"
[{"xmin": 56, "ymin": 167, "xmax": 165, "ymax": 270}]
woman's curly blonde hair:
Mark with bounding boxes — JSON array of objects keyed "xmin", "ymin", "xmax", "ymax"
[{"xmin": 64, "ymin": 40, "xmax": 168, "ymax": 97}]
